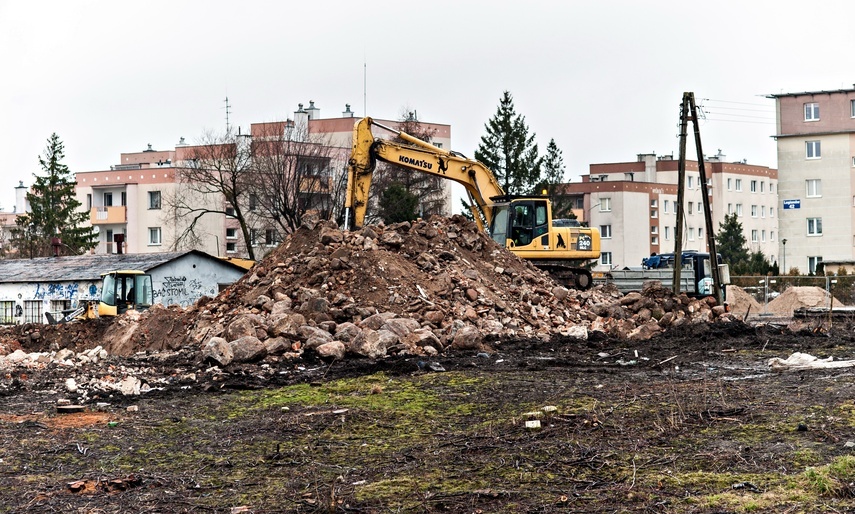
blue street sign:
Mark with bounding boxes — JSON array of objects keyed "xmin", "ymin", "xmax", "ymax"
[{"xmin": 783, "ymin": 199, "xmax": 801, "ymax": 210}]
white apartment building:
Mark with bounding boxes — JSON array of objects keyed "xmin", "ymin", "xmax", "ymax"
[
  {"xmin": 768, "ymin": 87, "xmax": 855, "ymax": 274},
  {"xmin": 560, "ymin": 152, "xmax": 778, "ymax": 271}
]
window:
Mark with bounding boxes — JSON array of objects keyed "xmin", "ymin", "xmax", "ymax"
[
  {"xmin": 727, "ymin": 178, "xmax": 732, "ymax": 191},
  {"xmin": 761, "ymin": 206, "xmax": 766, "ymax": 218},
  {"xmin": 121, "ymin": 191, "xmax": 127, "ymax": 206},
  {"xmin": 687, "ymin": 176, "xmax": 694, "ymax": 189},
  {"xmin": 148, "ymin": 191, "xmax": 161, "ymax": 209},
  {"xmin": 770, "ymin": 207, "xmax": 775, "ymax": 217},
  {"xmin": 650, "ymin": 209, "xmax": 658, "ymax": 218},
  {"xmin": 735, "ymin": 179, "xmax": 742, "ymax": 192},
  {"xmin": 265, "ymin": 229, "xmax": 279, "ymax": 246},
  {"xmin": 687, "ymin": 227, "xmax": 694, "ymax": 241},
  {"xmin": 651, "ymin": 225, "xmax": 658, "ymax": 234},
  {"xmin": 760, "ymin": 182, "xmax": 765, "ymax": 193},
  {"xmin": 103, "ymin": 192, "xmax": 113, "ymax": 207},
  {"xmin": 851, "ymin": 99, "xmax": 855, "ymax": 118},
  {"xmin": 751, "ymin": 205, "xmax": 758, "ymax": 218},
  {"xmin": 651, "ymin": 236, "xmax": 659, "ymax": 245},
  {"xmin": 761, "ymin": 230, "xmax": 766, "ymax": 242},
  {"xmin": 750, "ymin": 180, "xmax": 757, "ymax": 192},
  {"xmin": 650, "ymin": 199, "xmax": 658, "ymax": 207},
  {"xmin": 0, "ymin": 301, "xmax": 15, "ymax": 324},
  {"xmin": 809, "ymin": 256, "xmax": 823, "ymax": 274},
  {"xmin": 736, "ymin": 204, "xmax": 743, "ymax": 216},
  {"xmin": 806, "ymin": 179, "xmax": 822, "ymax": 197},
  {"xmin": 600, "ymin": 225, "xmax": 612, "ymax": 238},
  {"xmin": 804, "ymin": 102, "xmax": 820, "ymax": 121},
  {"xmin": 663, "ymin": 200, "xmax": 669, "ymax": 214},
  {"xmin": 250, "ymin": 229, "xmax": 259, "ymax": 245},
  {"xmin": 149, "ymin": 227, "xmax": 162, "ymax": 245},
  {"xmin": 697, "ymin": 202, "xmax": 702, "ymax": 214},
  {"xmin": 600, "ymin": 252, "xmax": 612, "ymax": 266},
  {"xmin": 226, "ymin": 242, "xmax": 237, "ymax": 253},
  {"xmin": 249, "ymin": 194, "xmax": 258, "ymax": 211},
  {"xmin": 698, "ymin": 227, "xmax": 704, "ymax": 240},
  {"xmin": 86, "ymin": 194, "xmax": 92, "ymax": 210},
  {"xmin": 807, "ymin": 217, "xmax": 822, "ymax": 236},
  {"xmin": 688, "ymin": 203, "xmax": 693, "ymax": 215},
  {"xmin": 226, "ymin": 228, "xmax": 238, "ymax": 239},
  {"xmin": 50, "ymin": 300, "xmax": 71, "ymax": 318},
  {"xmin": 664, "ymin": 226, "xmax": 670, "ymax": 240},
  {"xmin": 750, "ymin": 229, "xmax": 758, "ymax": 243},
  {"xmin": 727, "ymin": 203, "xmax": 733, "ymax": 214},
  {"xmin": 434, "ymin": 142, "xmax": 442, "ymax": 149},
  {"xmin": 806, "ymin": 140, "xmax": 821, "ymax": 159},
  {"xmin": 771, "ymin": 231, "xmax": 775, "ymax": 241},
  {"xmin": 24, "ymin": 300, "xmax": 42, "ymax": 324},
  {"xmin": 599, "ymin": 198, "xmax": 611, "ymax": 212},
  {"xmin": 225, "ymin": 206, "xmax": 236, "ymax": 217}
]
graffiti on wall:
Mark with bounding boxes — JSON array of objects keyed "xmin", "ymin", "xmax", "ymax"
[
  {"xmin": 33, "ymin": 282, "xmax": 80, "ymax": 300},
  {"xmin": 153, "ymin": 276, "xmax": 217, "ymax": 307}
]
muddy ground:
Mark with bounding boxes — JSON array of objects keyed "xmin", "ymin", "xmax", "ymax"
[{"xmin": 3, "ymin": 319, "xmax": 855, "ymax": 513}]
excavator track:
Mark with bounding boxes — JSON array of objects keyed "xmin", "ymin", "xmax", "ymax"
[{"xmin": 535, "ymin": 263, "xmax": 594, "ymax": 291}]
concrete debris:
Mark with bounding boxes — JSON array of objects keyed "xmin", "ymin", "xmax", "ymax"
[{"xmin": 0, "ymin": 214, "xmax": 741, "ymax": 371}]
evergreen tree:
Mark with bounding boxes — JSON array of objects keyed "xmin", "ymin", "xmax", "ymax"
[
  {"xmin": 536, "ymin": 138, "xmax": 574, "ymax": 219},
  {"xmin": 12, "ymin": 134, "xmax": 97, "ymax": 258},
  {"xmin": 714, "ymin": 213, "xmax": 750, "ymax": 274},
  {"xmin": 475, "ymin": 91, "xmax": 541, "ymax": 195},
  {"xmin": 378, "ymin": 183, "xmax": 419, "ymax": 224}
]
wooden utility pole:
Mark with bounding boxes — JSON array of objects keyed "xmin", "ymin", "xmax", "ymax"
[
  {"xmin": 673, "ymin": 94, "xmax": 689, "ymax": 294},
  {"xmin": 688, "ymin": 93, "xmax": 723, "ymax": 304}
]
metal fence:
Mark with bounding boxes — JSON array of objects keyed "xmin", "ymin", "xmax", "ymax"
[{"xmin": 730, "ymin": 275, "xmax": 850, "ymax": 307}]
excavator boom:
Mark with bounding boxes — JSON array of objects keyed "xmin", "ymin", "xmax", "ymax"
[{"xmin": 343, "ymin": 117, "xmax": 601, "ymax": 290}]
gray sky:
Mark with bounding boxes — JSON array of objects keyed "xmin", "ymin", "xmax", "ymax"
[{"xmin": 3, "ymin": 0, "xmax": 855, "ymax": 213}]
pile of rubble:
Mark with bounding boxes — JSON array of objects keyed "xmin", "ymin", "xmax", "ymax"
[
  {"xmin": 178, "ymin": 214, "xmax": 736, "ymax": 365},
  {"xmin": 0, "ymin": 214, "xmax": 739, "ymax": 370}
]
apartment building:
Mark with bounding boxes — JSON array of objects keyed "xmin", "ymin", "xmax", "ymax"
[
  {"xmin": 559, "ymin": 152, "xmax": 778, "ymax": 271},
  {"xmin": 74, "ymin": 102, "xmax": 452, "ymax": 259},
  {"xmin": 768, "ymin": 87, "xmax": 855, "ymax": 274}
]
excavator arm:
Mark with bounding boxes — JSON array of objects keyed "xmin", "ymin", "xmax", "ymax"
[{"xmin": 344, "ymin": 117, "xmax": 504, "ymax": 231}]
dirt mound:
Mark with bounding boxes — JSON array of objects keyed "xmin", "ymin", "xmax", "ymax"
[
  {"xmin": 725, "ymin": 285, "xmax": 762, "ymax": 316},
  {"xmin": 765, "ymin": 286, "xmax": 843, "ymax": 315}
]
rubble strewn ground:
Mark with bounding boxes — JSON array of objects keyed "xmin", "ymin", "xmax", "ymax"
[{"xmin": 3, "ymin": 214, "xmax": 855, "ymax": 512}]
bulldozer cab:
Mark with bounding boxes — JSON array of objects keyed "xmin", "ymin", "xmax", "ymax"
[{"xmin": 99, "ymin": 270, "xmax": 154, "ymax": 316}]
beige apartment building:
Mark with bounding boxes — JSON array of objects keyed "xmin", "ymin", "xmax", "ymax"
[
  {"xmin": 560, "ymin": 152, "xmax": 778, "ymax": 271},
  {"xmin": 768, "ymin": 87, "xmax": 855, "ymax": 274},
  {"xmin": 73, "ymin": 102, "xmax": 452, "ymax": 259}
]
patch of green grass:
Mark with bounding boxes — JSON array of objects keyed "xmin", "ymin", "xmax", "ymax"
[{"xmin": 799, "ymin": 455, "xmax": 855, "ymax": 497}]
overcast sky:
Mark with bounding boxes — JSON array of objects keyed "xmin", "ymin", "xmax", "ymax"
[{"xmin": 3, "ymin": 0, "xmax": 855, "ymax": 213}]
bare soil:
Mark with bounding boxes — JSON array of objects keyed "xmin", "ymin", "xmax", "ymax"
[{"xmin": 4, "ymin": 320, "xmax": 855, "ymax": 513}]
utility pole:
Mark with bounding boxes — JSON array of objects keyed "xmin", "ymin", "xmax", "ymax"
[
  {"xmin": 673, "ymin": 94, "xmax": 689, "ymax": 295},
  {"xmin": 688, "ymin": 93, "xmax": 723, "ymax": 305}
]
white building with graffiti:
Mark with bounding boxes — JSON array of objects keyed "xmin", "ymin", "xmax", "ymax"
[{"xmin": 0, "ymin": 250, "xmax": 247, "ymax": 324}]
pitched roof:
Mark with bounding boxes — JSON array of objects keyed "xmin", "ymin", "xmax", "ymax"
[{"xmin": 0, "ymin": 250, "xmax": 246, "ymax": 283}]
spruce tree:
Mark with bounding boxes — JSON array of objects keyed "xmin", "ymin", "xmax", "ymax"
[
  {"xmin": 714, "ymin": 213, "xmax": 750, "ymax": 274},
  {"xmin": 12, "ymin": 134, "xmax": 97, "ymax": 258},
  {"xmin": 475, "ymin": 91, "xmax": 541, "ymax": 195}
]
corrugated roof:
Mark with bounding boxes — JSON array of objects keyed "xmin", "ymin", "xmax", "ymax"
[{"xmin": 0, "ymin": 250, "xmax": 244, "ymax": 283}]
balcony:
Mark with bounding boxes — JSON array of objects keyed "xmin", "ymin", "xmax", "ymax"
[{"xmin": 90, "ymin": 206, "xmax": 126, "ymax": 225}]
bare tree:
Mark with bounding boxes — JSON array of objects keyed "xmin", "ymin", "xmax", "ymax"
[
  {"xmin": 249, "ymin": 122, "xmax": 348, "ymax": 237},
  {"xmin": 365, "ymin": 108, "xmax": 449, "ymax": 224},
  {"xmin": 168, "ymin": 130, "xmax": 257, "ymax": 259}
]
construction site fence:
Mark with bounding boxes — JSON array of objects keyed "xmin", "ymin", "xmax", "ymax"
[{"xmin": 730, "ymin": 275, "xmax": 852, "ymax": 307}]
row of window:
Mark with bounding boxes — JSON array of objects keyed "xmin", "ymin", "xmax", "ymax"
[
  {"xmin": 86, "ymin": 191, "xmax": 162, "ymax": 210},
  {"xmin": 725, "ymin": 178, "xmax": 775, "ymax": 194},
  {"xmin": 803, "ymin": 100, "xmax": 855, "ymax": 121}
]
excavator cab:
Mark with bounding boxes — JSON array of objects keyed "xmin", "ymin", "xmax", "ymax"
[
  {"xmin": 99, "ymin": 270, "xmax": 154, "ymax": 316},
  {"xmin": 490, "ymin": 197, "xmax": 550, "ymax": 249}
]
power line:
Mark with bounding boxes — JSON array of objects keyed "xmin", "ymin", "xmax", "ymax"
[{"xmin": 703, "ymin": 98, "xmax": 772, "ymax": 107}]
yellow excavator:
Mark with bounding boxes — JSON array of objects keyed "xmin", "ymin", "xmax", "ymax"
[{"xmin": 344, "ymin": 117, "xmax": 601, "ymax": 289}]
